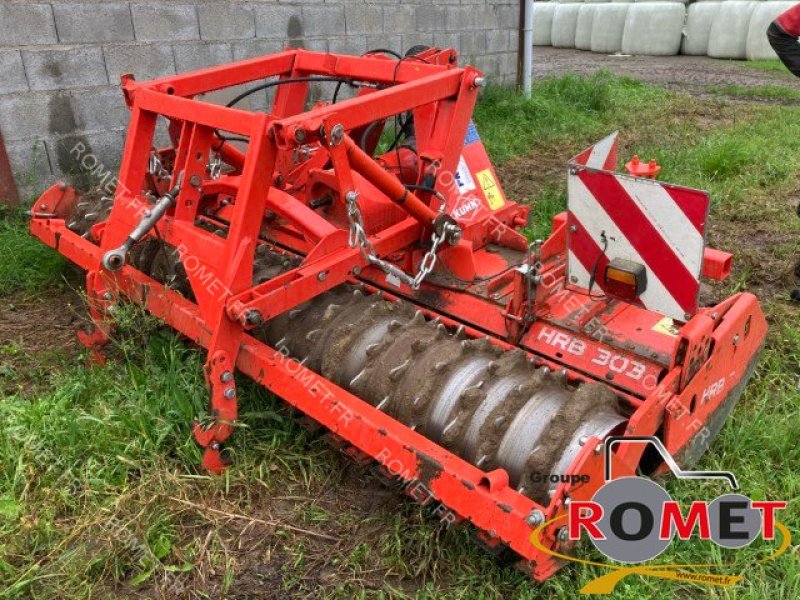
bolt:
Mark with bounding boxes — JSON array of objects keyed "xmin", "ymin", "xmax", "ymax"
[
  {"xmin": 224, "ymin": 388, "xmax": 236, "ymax": 400},
  {"xmin": 345, "ymin": 190, "xmax": 358, "ymax": 203},
  {"xmin": 190, "ymin": 174, "xmax": 202, "ymax": 187},
  {"xmin": 557, "ymin": 527, "xmax": 569, "ymax": 543},
  {"xmin": 525, "ymin": 509, "xmax": 545, "ymax": 527},
  {"xmin": 473, "ymin": 76, "xmax": 486, "ymax": 88},
  {"xmin": 570, "ymin": 276, "xmax": 578, "ymax": 284},
  {"xmin": 294, "ymin": 128, "xmax": 307, "ymax": 144},
  {"xmin": 317, "ymin": 271, "xmax": 328, "ymax": 281},
  {"xmin": 578, "ymin": 436, "xmax": 588, "ymax": 446},
  {"xmin": 243, "ymin": 310, "xmax": 264, "ymax": 327},
  {"xmin": 732, "ymin": 334, "xmax": 740, "ymax": 346},
  {"xmin": 102, "ymin": 292, "xmax": 112, "ymax": 301},
  {"xmin": 352, "ymin": 265, "xmax": 361, "ymax": 276},
  {"xmin": 220, "ymin": 371, "xmax": 233, "ymax": 383},
  {"xmin": 330, "ymin": 123, "xmax": 345, "ymax": 146},
  {"xmin": 570, "ymin": 225, "xmax": 578, "ymax": 233}
]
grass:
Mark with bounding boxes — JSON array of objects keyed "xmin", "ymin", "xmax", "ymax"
[
  {"xmin": 705, "ymin": 83, "xmax": 800, "ymax": 102},
  {"xmin": 0, "ymin": 208, "xmax": 68, "ymax": 295},
  {"xmin": 1, "ymin": 72, "xmax": 799, "ymax": 598},
  {"xmin": 739, "ymin": 59, "xmax": 793, "ymax": 76}
]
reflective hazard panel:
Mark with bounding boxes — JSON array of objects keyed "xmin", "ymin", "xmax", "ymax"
[{"xmin": 567, "ymin": 132, "xmax": 710, "ymax": 321}]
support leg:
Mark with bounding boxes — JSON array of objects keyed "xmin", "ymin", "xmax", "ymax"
[
  {"xmin": 192, "ymin": 350, "xmax": 238, "ymax": 474},
  {"xmin": 76, "ymin": 271, "xmax": 114, "ymax": 365}
]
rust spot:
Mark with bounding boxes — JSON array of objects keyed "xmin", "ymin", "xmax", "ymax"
[
  {"xmin": 377, "ymin": 428, "xmax": 387, "ymax": 436},
  {"xmin": 416, "ymin": 451, "xmax": 444, "ymax": 488},
  {"xmin": 498, "ymin": 503, "xmax": 512, "ymax": 513},
  {"xmin": 461, "ymin": 479, "xmax": 475, "ymax": 490}
]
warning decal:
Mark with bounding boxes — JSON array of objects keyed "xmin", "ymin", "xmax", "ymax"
[
  {"xmin": 455, "ymin": 156, "xmax": 476, "ymax": 193},
  {"xmin": 652, "ymin": 316, "xmax": 679, "ymax": 337},
  {"xmin": 476, "ymin": 169, "xmax": 505, "ymax": 210}
]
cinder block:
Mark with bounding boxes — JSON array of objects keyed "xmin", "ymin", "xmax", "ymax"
[
  {"xmin": 289, "ymin": 38, "xmax": 328, "ymax": 53},
  {"xmin": 174, "ymin": 42, "xmax": 233, "ymax": 72},
  {"xmin": 497, "ymin": 6, "xmax": 517, "ymax": 30},
  {"xmin": 0, "ymin": 94, "xmax": 52, "ymax": 142},
  {"xmin": 0, "ymin": 4, "xmax": 57, "ymax": 46},
  {"xmin": 254, "ymin": 5, "xmax": 301, "ymax": 39},
  {"xmin": 6, "ymin": 139, "xmax": 52, "ymax": 203},
  {"xmin": 47, "ymin": 129, "xmax": 126, "ymax": 183},
  {"xmin": 54, "ymin": 3, "xmax": 134, "ymax": 43},
  {"xmin": 232, "ymin": 39, "xmax": 284, "ymax": 62},
  {"xmin": 104, "ymin": 44, "xmax": 176, "ymax": 82},
  {"xmin": 473, "ymin": 54, "xmax": 500, "ymax": 78},
  {"xmin": 132, "ymin": 4, "xmax": 199, "ymax": 42},
  {"xmin": 416, "ymin": 6, "xmax": 446, "ymax": 33},
  {"xmin": 68, "ymin": 87, "xmax": 129, "ymax": 132},
  {"xmin": 345, "ymin": 5, "xmax": 383, "ymax": 35},
  {"xmin": 402, "ymin": 33, "xmax": 434, "ymax": 51},
  {"xmin": 328, "ymin": 36, "xmax": 368, "ymax": 57},
  {"xmin": 434, "ymin": 33, "xmax": 460, "ymax": 52},
  {"xmin": 447, "ymin": 7, "xmax": 476, "ymax": 31},
  {"xmin": 486, "ymin": 30, "xmax": 510, "ymax": 54},
  {"xmin": 384, "ymin": 5, "xmax": 414, "ymax": 34},
  {"xmin": 22, "ymin": 47, "xmax": 108, "ymax": 92},
  {"xmin": 498, "ymin": 53, "xmax": 518, "ymax": 81},
  {"xmin": 0, "ymin": 50, "xmax": 28, "ymax": 94},
  {"xmin": 199, "ymin": 4, "xmax": 255, "ymax": 40},
  {"xmin": 366, "ymin": 36, "xmax": 402, "ymax": 55},
  {"xmin": 302, "ymin": 6, "xmax": 346, "ymax": 38}
]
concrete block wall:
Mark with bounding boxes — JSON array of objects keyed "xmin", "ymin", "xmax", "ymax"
[{"xmin": 0, "ymin": 0, "xmax": 521, "ymax": 201}]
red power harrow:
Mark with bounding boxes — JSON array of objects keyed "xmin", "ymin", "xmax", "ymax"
[{"xmin": 29, "ymin": 47, "xmax": 766, "ymax": 580}]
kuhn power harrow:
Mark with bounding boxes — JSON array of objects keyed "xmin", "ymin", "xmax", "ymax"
[{"xmin": 29, "ymin": 47, "xmax": 766, "ymax": 579}]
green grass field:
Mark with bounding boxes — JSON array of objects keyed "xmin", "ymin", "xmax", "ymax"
[{"xmin": 1, "ymin": 72, "xmax": 799, "ymax": 599}]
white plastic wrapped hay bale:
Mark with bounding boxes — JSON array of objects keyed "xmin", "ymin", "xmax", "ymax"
[
  {"xmin": 707, "ymin": 2, "xmax": 757, "ymax": 59},
  {"xmin": 575, "ymin": 5, "xmax": 598, "ymax": 50},
  {"xmin": 681, "ymin": 2, "xmax": 721, "ymax": 56},
  {"xmin": 533, "ymin": 3, "xmax": 557, "ymax": 46},
  {"xmin": 552, "ymin": 4, "xmax": 582, "ymax": 48},
  {"xmin": 591, "ymin": 4, "xmax": 630, "ymax": 54},
  {"xmin": 621, "ymin": 3, "xmax": 686, "ymax": 56},
  {"xmin": 746, "ymin": 2, "xmax": 796, "ymax": 60}
]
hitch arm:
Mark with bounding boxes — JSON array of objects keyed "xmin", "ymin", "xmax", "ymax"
[
  {"xmin": 101, "ymin": 174, "xmax": 183, "ymax": 272},
  {"xmin": 342, "ymin": 135, "xmax": 461, "ymax": 245}
]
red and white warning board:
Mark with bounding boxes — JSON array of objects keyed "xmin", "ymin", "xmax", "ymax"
[{"xmin": 567, "ymin": 132, "xmax": 710, "ymax": 321}]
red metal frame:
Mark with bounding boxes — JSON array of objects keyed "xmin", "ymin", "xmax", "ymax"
[{"xmin": 29, "ymin": 47, "xmax": 767, "ymax": 580}]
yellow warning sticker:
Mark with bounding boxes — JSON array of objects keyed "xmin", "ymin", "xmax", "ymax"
[
  {"xmin": 476, "ymin": 169, "xmax": 505, "ymax": 210},
  {"xmin": 652, "ymin": 316, "xmax": 679, "ymax": 337}
]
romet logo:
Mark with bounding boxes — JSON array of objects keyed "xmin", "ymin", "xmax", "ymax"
[{"xmin": 530, "ymin": 436, "xmax": 791, "ymax": 594}]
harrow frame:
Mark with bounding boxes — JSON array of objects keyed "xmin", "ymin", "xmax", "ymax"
[{"xmin": 29, "ymin": 47, "xmax": 768, "ymax": 578}]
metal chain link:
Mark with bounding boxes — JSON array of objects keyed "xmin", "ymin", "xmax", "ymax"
[{"xmin": 345, "ymin": 191, "xmax": 445, "ymax": 290}]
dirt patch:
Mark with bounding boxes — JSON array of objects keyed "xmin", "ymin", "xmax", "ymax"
[{"xmin": 0, "ymin": 289, "xmax": 84, "ymax": 394}]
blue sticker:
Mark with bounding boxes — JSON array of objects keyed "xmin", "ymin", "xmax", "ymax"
[{"xmin": 464, "ymin": 121, "xmax": 480, "ymax": 146}]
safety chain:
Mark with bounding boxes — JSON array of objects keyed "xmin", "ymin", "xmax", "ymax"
[{"xmin": 345, "ymin": 190, "xmax": 446, "ymax": 290}]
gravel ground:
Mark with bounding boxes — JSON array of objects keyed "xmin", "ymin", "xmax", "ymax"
[{"xmin": 532, "ymin": 47, "xmax": 800, "ymax": 97}]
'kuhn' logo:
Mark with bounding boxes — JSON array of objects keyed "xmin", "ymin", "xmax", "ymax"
[
  {"xmin": 451, "ymin": 196, "xmax": 481, "ymax": 220},
  {"xmin": 530, "ymin": 436, "xmax": 790, "ymax": 594}
]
